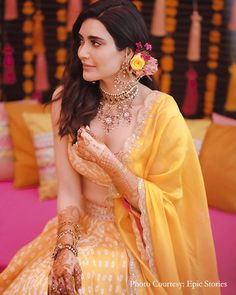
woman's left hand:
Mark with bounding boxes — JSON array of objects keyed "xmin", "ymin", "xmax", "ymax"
[{"xmin": 75, "ymin": 126, "xmax": 107, "ymax": 163}]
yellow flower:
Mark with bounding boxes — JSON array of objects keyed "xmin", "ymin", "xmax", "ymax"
[{"xmin": 130, "ymin": 53, "xmax": 145, "ymax": 71}]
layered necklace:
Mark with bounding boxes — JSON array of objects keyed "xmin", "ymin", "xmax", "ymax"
[{"xmin": 98, "ymin": 82, "xmax": 139, "ymax": 134}]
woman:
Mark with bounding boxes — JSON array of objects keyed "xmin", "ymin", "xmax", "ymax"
[{"xmin": 0, "ymin": 0, "xmax": 220, "ymax": 294}]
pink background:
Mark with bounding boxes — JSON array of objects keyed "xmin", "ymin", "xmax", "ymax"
[{"xmin": 0, "ymin": 181, "xmax": 235, "ymax": 294}]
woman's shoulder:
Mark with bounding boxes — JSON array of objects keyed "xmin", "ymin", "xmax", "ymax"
[
  {"xmin": 148, "ymin": 90, "xmax": 181, "ymax": 116},
  {"xmin": 146, "ymin": 91, "xmax": 188, "ymax": 137},
  {"xmin": 140, "ymin": 89, "xmax": 176, "ymax": 112},
  {"xmin": 52, "ymin": 85, "xmax": 64, "ymax": 101},
  {"xmin": 51, "ymin": 86, "xmax": 64, "ymax": 124}
]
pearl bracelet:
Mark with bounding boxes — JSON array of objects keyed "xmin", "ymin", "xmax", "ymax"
[
  {"xmin": 57, "ymin": 229, "xmax": 78, "ymax": 241},
  {"xmin": 59, "ymin": 221, "xmax": 82, "ymax": 234},
  {"xmin": 52, "ymin": 243, "xmax": 78, "ymax": 259}
]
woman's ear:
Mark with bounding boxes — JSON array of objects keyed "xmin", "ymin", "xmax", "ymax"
[{"xmin": 125, "ymin": 47, "xmax": 134, "ymax": 59}]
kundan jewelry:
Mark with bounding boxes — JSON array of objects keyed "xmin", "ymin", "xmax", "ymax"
[
  {"xmin": 97, "ymin": 41, "xmax": 157, "ymax": 134},
  {"xmin": 98, "ymin": 82, "xmax": 139, "ymax": 134}
]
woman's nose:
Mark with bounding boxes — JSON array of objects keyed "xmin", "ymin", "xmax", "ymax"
[{"xmin": 78, "ymin": 44, "xmax": 89, "ymax": 59}]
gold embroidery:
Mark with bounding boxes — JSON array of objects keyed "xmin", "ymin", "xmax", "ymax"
[
  {"xmin": 117, "ymin": 90, "xmax": 160, "ymax": 164},
  {"xmin": 85, "ymin": 200, "xmax": 115, "ymax": 222},
  {"xmin": 130, "ymin": 214, "xmax": 148, "ymax": 263},
  {"xmin": 127, "ymin": 250, "xmax": 139, "ymax": 295},
  {"xmin": 138, "ymin": 178, "xmax": 159, "ymax": 279}
]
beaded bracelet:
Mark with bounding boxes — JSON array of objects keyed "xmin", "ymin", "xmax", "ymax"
[
  {"xmin": 57, "ymin": 230, "xmax": 79, "ymax": 247},
  {"xmin": 57, "ymin": 229, "xmax": 77, "ymax": 239},
  {"xmin": 52, "ymin": 243, "xmax": 78, "ymax": 259},
  {"xmin": 59, "ymin": 221, "xmax": 82, "ymax": 234}
]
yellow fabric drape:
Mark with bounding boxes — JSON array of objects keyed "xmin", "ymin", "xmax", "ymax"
[
  {"xmin": 114, "ymin": 93, "xmax": 220, "ymax": 294},
  {"xmin": 0, "ymin": 92, "xmax": 220, "ymax": 294}
]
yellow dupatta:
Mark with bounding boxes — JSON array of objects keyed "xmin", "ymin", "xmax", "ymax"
[{"xmin": 114, "ymin": 92, "xmax": 220, "ymax": 295}]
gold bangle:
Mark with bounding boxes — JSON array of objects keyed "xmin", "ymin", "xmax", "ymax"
[
  {"xmin": 58, "ymin": 221, "xmax": 82, "ymax": 234},
  {"xmin": 52, "ymin": 243, "xmax": 78, "ymax": 260},
  {"xmin": 57, "ymin": 229, "xmax": 78, "ymax": 241}
]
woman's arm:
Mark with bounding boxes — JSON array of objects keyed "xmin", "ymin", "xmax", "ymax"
[
  {"xmin": 98, "ymin": 148, "xmax": 140, "ymax": 210},
  {"xmin": 51, "ymin": 87, "xmax": 84, "ymax": 215},
  {"xmin": 48, "ymin": 88, "xmax": 83, "ymax": 294}
]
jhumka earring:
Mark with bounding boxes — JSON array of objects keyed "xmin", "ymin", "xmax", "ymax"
[{"xmin": 113, "ymin": 58, "xmax": 137, "ymax": 93}]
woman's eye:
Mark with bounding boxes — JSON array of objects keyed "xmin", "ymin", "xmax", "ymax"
[{"xmin": 91, "ymin": 40, "xmax": 101, "ymax": 47}]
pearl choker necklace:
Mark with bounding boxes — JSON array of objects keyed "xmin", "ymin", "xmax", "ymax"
[{"xmin": 97, "ymin": 83, "xmax": 139, "ymax": 134}]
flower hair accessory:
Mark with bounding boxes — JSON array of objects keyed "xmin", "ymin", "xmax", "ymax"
[{"xmin": 130, "ymin": 42, "xmax": 158, "ymax": 78}]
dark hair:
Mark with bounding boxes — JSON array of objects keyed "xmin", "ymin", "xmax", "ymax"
[{"xmin": 57, "ymin": 0, "xmax": 155, "ymax": 142}]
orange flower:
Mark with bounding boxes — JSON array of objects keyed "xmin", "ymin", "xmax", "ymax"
[
  {"xmin": 56, "ymin": 0, "xmax": 67, "ymax": 3},
  {"xmin": 162, "ymin": 37, "xmax": 175, "ymax": 53},
  {"xmin": 206, "ymin": 73, "xmax": 217, "ymax": 91},
  {"xmin": 56, "ymin": 48, "xmax": 67, "ymax": 63},
  {"xmin": 166, "ymin": 7, "xmax": 177, "ymax": 17},
  {"xmin": 22, "ymin": 1, "xmax": 34, "ymax": 15},
  {"xmin": 23, "ymin": 20, "xmax": 33, "ymax": 33},
  {"xmin": 23, "ymin": 64, "xmax": 34, "ymax": 77},
  {"xmin": 212, "ymin": 13, "xmax": 222, "ymax": 26},
  {"xmin": 161, "ymin": 73, "xmax": 171, "ymax": 93},
  {"xmin": 57, "ymin": 26, "xmax": 68, "ymax": 42},
  {"xmin": 23, "ymin": 79, "xmax": 34, "ymax": 93},
  {"xmin": 23, "ymin": 50, "xmax": 34, "ymax": 62},
  {"xmin": 212, "ymin": 2, "xmax": 224, "ymax": 11},
  {"xmin": 166, "ymin": 0, "xmax": 179, "ymax": 8},
  {"xmin": 209, "ymin": 31, "xmax": 221, "ymax": 43},
  {"xmin": 207, "ymin": 61, "xmax": 218, "ymax": 70},
  {"xmin": 55, "ymin": 65, "xmax": 65, "ymax": 80},
  {"xmin": 161, "ymin": 56, "xmax": 174, "ymax": 72},
  {"xmin": 166, "ymin": 18, "xmax": 177, "ymax": 33},
  {"xmin": 24, "ymin": 37, "xmax": 33, "ymax": 46},
  {"xmin": 57, "ymin": 9, "xmax": 67, "ymax": 22}
]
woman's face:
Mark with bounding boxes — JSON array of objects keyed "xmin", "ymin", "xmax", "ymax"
[{"xmin": 77, "ymin": 18, "xmax": 125, "ymax": 82}]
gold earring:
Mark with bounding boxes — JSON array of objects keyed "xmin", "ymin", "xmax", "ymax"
[{"xmin": 114, "ymin": 58, "xmax": 136, "ymax": 92}]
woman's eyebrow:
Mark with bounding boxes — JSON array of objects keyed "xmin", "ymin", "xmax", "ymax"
[
  {"xmin": 88, "ymin": 35, "xmax": 106, "ymax": 41},
  {"xmin": 78, "ymin": 33, "xmax": 105, "ymax": 41}
]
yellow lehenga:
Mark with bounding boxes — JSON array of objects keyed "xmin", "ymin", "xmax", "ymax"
[{"xmin": 0, "ymin": 91, "xmax": 220, "ymax": 295}]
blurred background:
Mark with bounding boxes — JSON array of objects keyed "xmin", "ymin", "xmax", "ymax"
[{"xmin": 1, "ymin": 0, "xmax": 236, "ymax": 119}]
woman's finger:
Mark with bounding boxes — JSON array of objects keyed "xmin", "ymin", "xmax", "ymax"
[
  {"xmin": 63, "ymin": 272, "xmax": 76, "ymax": 295},
  {"xmin": 47, "ymin": 272, "xmax": 52, "ymax": 295},
  {"xmin": 74, "ymin": 263, "xmax": 82, "ymax": 293},
  {"xmin": 57, "ymin": 277, "xmax": 66, "ymax": 295},
  {"xmin": 48, "ymin": 272, "xmax": 59, "ymax": 295},
  {"xmin": 78, "ymin": 130, "xmax": 92, "ymax": 147}
]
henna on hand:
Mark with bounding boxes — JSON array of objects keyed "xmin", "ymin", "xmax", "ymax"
[
  {"xmin": 97, "ymin": 148, "xmax": 140, "ymax": 210},
  {"xmin": 48, "ymin": 249, "xmax": 82, "ymax": 295},
  {"xmin": 48, "ymin": 206, "xmax": 82, "ymax": 295},
  {"xmin": 75, "ymin": 126, "xmax": 107, "ymax": 163}
]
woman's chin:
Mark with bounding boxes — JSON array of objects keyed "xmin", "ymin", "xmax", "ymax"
[{"xmin": 83, "ymin": 74, "xmax": 99, "ymax": 82}]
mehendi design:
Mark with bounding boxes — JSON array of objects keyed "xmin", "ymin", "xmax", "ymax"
[
  {"xmin": 48, "ymin": 206, "xmax": 82, "ymax": 294},
  {"xmin": 97, "ymin": 148, "xmax": 140, "ymax": 210}
]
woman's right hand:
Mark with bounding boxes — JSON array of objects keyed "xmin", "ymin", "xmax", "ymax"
[{"xmin": 48, "ymin": 249, "xmax": 82, "ymax": 295}]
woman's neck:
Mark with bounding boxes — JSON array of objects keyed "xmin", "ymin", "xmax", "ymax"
[
  {"xmin": 99, "ymin": 76, "xmax": 136, "ymax": 94},
  {"xmin": 99, "ymin": 78, "xmax": 117, "ymax": 94}
]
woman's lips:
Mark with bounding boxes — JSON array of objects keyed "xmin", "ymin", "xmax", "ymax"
[{"xmin": 82, "ymin": 64, "xmax": 95, "ymax": 70}]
